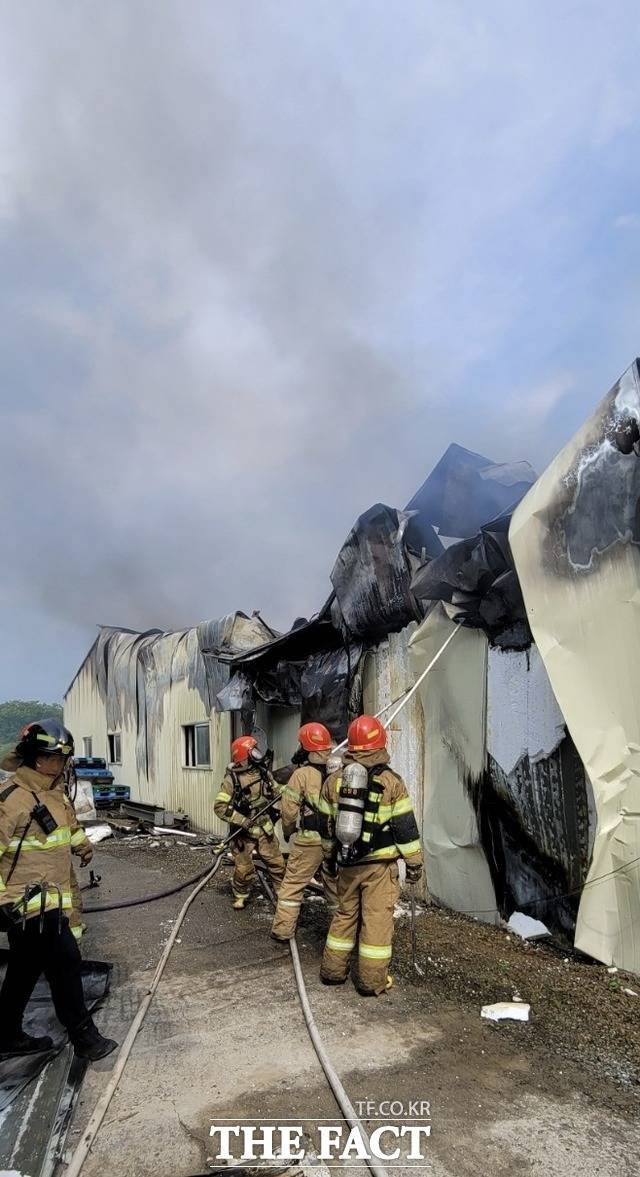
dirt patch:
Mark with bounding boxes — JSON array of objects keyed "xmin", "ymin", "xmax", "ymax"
[
  {"xmin": 69, "ymin": 839, "xmax": 639, "ymax": 1177},
  {"xmin": 96, "ymin": 833, "xmax": 640, "ymax": 1096},
  {"xmin": 96, "ymin": 838, "xmax": 640, "ymax": 1098},
  {"xmin": 391, "ymin": 903, "xmax": 640, "ymax": 1094}
]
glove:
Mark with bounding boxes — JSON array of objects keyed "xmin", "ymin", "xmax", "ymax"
[
  {"xmin": 405, "ymin": 861, "xmax": 423, "ymax": 885},
  {"xmin": 255, "ymin": 811, "xmax": 274, "ymax": 832},
  {"xmin": 78, "ymin": 845, "xmax": 93, "ymax": 867}
]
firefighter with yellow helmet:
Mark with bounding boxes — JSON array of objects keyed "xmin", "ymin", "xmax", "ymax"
[
  {"xmin": 320, "ymin": 715, "xmax": 423, "ymax": 995},
  {"xmin": 214, "ymin": 735, "xmax": 285, "ymax": 909},
  {"xmin": 271, "ymin": 722, "xmax": 338, "ymax": 942}
]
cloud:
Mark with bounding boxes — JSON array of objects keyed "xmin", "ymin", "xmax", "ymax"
[{"xmin": 1, "ymin": 1, "xmax": 640, "ymax": 697}]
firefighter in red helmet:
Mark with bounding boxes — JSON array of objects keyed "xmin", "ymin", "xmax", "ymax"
[
  {"xmin": 320, "ymin": 715, "xmax": 423, "ymax": 995},
  {"xmin": 214, "ymin": 735, "xmax": 285, "ymax": 909},
  {"xmin": 271, "ymin": 722, "xmax": 339, "ymax": 942}
]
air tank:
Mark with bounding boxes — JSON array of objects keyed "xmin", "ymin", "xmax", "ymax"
[
  {"xmin": 326, "ymin": 751, "xmax": 343, "ymax": 777},
  {"xmin": 335, "ymin": 760, "xmax": 368, "ymax": 848}
]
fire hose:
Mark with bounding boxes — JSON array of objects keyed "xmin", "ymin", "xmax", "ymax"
[
  {"xmin": 259, "ymin": 867, "xmax": 390, "ymax": 1177},
  {"xmin": 66, "ymin": 630, "xmax": 462, "ymax": 1174},
  {"xmin": 63, "ymin": 853, "xmax": 224, "ymax": 1177}
]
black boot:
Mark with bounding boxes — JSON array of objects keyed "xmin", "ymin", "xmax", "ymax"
[
  {"xmin": 70, "ymin": 1019, "xmax": 118, "ymax": 1061},
  {"xmin": 0, "ymin": 1030, "xmax": 54, "ymax": 1056}
]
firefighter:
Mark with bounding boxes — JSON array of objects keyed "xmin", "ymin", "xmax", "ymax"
[
  {"xmin": 214, "ymin": 736, "xmax": 285, "ymax": 909},
  {"xmin": 270, "ymin": 722, "xmax": 338, "ymax": 942},
  {"xmin": 0, "ymin": 719, "xmax": 117, "ymax": 1060},
  {"xmin": 320, "ymin": 715, "xmax": 423, "ymax": 996}
]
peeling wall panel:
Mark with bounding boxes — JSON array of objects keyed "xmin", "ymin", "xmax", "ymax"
[
  {"xmin": 408, "ymin": 608, "xmax": 498, "ymax": 920},
  {"xmin": 510, "ymin": 358, "xmax": 640, "ymax": 972},
  {"xmin": 479, "ymin": 646, "xmax": 591, "ymax": 936}
]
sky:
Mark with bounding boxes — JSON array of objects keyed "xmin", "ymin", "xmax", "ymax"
[{"xmin": 2, "ymin": 0, "xmax": 640, "ymax": 702}]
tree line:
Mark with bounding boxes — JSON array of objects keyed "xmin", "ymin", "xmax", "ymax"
[{"xmin": 0, "ymin": 700, "xmax": 63, "ymax": 764}]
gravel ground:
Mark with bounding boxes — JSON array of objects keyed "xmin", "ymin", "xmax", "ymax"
[
  {"xmin": 96, "ymin": 832, "xmax": 640, "ymax": 1099},
  {"xmin": 391, "ymin": 904, "xmax": 640, "ymax": 1092},
  {"xmin": 65, "ymin": 834, "xmax": 640, "ymax": 1176}
]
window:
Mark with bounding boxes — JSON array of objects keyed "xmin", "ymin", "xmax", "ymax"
[
  {"xmin": 184, "ymin": 723, "xmax": 211, "ymax": 767},
  {"xmin": 108, "ymin": 733, "xmax": 122, "ymax": 764},
  {"xmin": 82, "ymin": 737, "xmax": 93, "ymax": 757}
]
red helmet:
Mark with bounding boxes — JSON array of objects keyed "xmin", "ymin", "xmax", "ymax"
[
  {"xmin": 298, "ymin": 722, "xmax": 332, "ymax": 752},
  {"xmin": 347, "ymin": 715, "xmax": 387, "ymax": 753},
  {"xmin": 231, "ymin": 735, "xmax": 258, "ymax": 764}
]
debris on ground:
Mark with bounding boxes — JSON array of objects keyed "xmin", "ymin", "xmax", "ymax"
[
  {"xmin": 94, "ymin": 837, "xmax": 640, "ymax": 1093},
  {"xmin": 507, "ymin": 911, "xmax": 550, "ymax": 939},
  {"xmin": 391, "ymin": 903, "xmax": 640, "ymax": 1089},
  {"xmin": 86, "ymin": 823, "xmax": 113, "ymax": 844},
  {"xmin": 151, "ymin": 826, "xmax": 201, "ymax": 839},
  {"xmin": 481, "ymin": 1000, "xmax": 531, "ymax": 1022}
]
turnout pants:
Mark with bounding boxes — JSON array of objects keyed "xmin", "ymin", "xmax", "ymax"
[
  {"xmin": 320, "ymin": 860, "xmax": 400, "ymax": 995},
  {"xmin": 271, "ymin": 841, "xmax": 338, "ymax": 939},
  {"xmin": 0, "ymin": 910, "xmax": 90, "ymax": 1036},
  {"xmin": 231, "ymin": 832, "xmax": 285, "ymax": 901}
]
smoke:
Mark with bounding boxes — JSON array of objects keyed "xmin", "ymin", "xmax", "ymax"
[{"xmin": 1, "ymin": 1, "xmax": 640, "ymax": 696}]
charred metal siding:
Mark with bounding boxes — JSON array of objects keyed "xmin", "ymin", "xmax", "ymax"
[
  {"xmin": 478, "ymin": 646, "xmax": 592, "ymax": 935},
  {"xmin": 155, "ymin": 682, "xmax": 230, "ymax": 836},
  {"xmin": 511, "ymin": 358, "xmax": 640, "ymax": 971},
  {"xmin": 64, "ymin": 650, "xmax": 112, "ymax": 766},
  {"xmin": 64, "ymin": 616, "xmax": 273, "ymax": 835}
]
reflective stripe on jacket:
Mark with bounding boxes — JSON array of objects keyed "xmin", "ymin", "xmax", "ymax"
[
  {"xmin": 0, "ymin": 766, "xmax": 91, "ymax": 919},
  {"xmin": 279, "ymin": 752, "xmax": 333, "ymax": 845}
]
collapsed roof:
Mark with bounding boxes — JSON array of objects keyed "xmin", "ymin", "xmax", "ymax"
[
  {"xmin": 227, "ymin": 443, "xmax": 537, "ymax": 735},
  {"xmin": 406, "ymin": 442, "xmax": 537, "ymax": 541}
]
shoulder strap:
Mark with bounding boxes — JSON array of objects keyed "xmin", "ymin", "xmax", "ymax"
[
  {"xmin": 379, "ymin": 766, "xmax": 403, "ymax": 785},
  {"xmin": 5, "ymin": 813, "xmax": 34, "ymax": 886}
]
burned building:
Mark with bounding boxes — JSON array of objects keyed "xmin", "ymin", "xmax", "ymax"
[{"xmin": 64, "ymin": 376, "xmax": 640, "ymax": 972}]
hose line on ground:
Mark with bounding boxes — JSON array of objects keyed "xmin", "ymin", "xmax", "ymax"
[
  {"xmin": 83, "ymin": 863, "xmax": 216, "ymax": 911},
  {"xmin": 258, "ymin": 869, "xmax": 390, "ymax": 1177},
  {"xmin": 70, "ymin": 631, "xmax": 459, "ymax": 1172},
  {"xmin": 63, "ymin": 852, "xmax": 224, "ymax": 1177}
]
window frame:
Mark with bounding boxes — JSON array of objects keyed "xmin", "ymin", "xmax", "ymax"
[
  {"xmin": 183, "ymin": 722, "xmax": 211, "ymax": 769},
  {"xmin": 108, "ymin": 732, "xmax": 122, "ymax": 765}
]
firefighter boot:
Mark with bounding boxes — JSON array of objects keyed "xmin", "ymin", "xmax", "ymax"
[
  {"xmin": 232, "ymin": 895, "xmax": 248, "ymax": 910},
  {"xmin": 70, "ymin": 1018, "xmax": 118, "ymax": 1061},
  {"xmin": 0, "ymin": 1029, "xmax": 54, "ymax": 1056}
]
